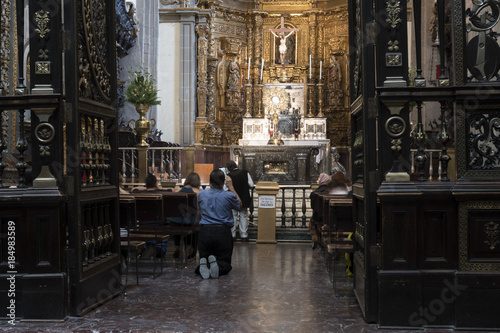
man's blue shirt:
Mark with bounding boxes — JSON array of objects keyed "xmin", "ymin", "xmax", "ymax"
[{"xmin": 198, "ymin": 188, "xmax": 240, "ymax": 227}]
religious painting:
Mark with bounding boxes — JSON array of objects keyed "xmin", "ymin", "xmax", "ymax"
[{"xmin": 272, "ymin": 24, "xmax": 297, "ymax": 65}]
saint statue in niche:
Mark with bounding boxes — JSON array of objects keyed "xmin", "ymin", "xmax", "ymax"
[
  {"xmin": 226, "ymin": 57, "xmax": 241, "ymax": 106},
  {"xmin": 227, "ymin": 57, "xmax": 240, "ymax": 91},
  {"xmin": 328, "ymin": 54, "xmax": 344, "ymax": 107}
]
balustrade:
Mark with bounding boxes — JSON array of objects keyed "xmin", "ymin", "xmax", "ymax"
[
  {"xmin": 249, "ymin": 185, "xmax": 312, "ymax": 228},
  {"xmin": 119, "ymin": 146, "xmax": 184, "ymax": 184}
]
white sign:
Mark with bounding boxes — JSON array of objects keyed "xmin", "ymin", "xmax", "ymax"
[{"xmin": 259, "ymin": 195, "xmax": 275, "ymax": 208}]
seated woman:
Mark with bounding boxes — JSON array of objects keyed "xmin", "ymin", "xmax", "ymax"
[
  {"xmin": 130, "ymin": 173, "xmax": 172, "ymax": 193},
  {"xmin": 328, "ymin": 172, "xmax": 350, "ymax": 195},
  {"xmin": 170, "ymin": 172, "xmax": 201, "ymax": 259}
]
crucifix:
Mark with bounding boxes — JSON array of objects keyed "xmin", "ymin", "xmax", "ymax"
[{"xmin": 269, "ymin": 17, "xmax": 299, "ymax": 66}]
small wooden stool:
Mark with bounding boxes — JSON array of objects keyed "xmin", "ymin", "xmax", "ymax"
[{"xmin": 121, "ymin": 240, "xmax": 146, "ymax": 293}]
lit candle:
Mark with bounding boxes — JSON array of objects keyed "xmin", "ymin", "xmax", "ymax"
[
  {"xmin": 247, "ymin": 57, "xmax": 251, "ymax": 80},
  {"xmin": 309, "ymin": 54, "xmax": 312, "ymax": 80},
  {"xmin": 260, "ymin": 58, "xmax": 264, "ymax": 82},
  {"xmin": 319, "ymin": 61, "xmax": 322, "ymax": 81}
]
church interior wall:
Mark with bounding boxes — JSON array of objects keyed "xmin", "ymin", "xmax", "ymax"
[
  {"xmin": 118, "ymin": 0, "xmax": 159, "ymax": 132},
  {"xmin": 157, "ymin": 22, "xmax": 182, "ymax": 144}
]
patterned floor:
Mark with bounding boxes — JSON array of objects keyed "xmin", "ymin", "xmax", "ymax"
[{"xmin": 0, "ymin": 243, "xmax": 490, "ymax": 332}]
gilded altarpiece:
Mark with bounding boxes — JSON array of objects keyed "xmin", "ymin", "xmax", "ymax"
[{"xmin": 195, "ymin": 1, "xmax": 351, "ymax": 153}]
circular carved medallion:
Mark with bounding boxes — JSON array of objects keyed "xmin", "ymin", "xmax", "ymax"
[
  {"xmin": 385, "ymin": 116, "xmax": 406, "ymax": 138},
  {"xmin": 35, "ymin": 122, "xmax": 55, "ymax": 144}
]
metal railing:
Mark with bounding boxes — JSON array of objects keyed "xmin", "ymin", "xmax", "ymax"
[{"xmin": 119, "ymin": 146, "xmax": 184, "ymax": 184}]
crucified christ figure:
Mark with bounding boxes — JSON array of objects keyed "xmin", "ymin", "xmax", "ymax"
[
  {"xmin": 271, "ymin": 31, "xmax": 295, "ymax": 65},
  {"xmin": 268, "ymin": 17, "xmax": 299, "ymax": 65}
]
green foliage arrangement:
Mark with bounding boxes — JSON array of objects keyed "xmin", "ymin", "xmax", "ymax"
[{"xmin": 125, "ymin": 65, "xmax": 161, "ymax": 106}]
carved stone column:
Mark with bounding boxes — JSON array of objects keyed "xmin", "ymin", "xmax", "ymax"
[
  {"xmin": 253, "ymin": 14, "xmax": 263, "ymax": 114},
  {"xmin": 206, "ymin": 57, "xmax": 218, "ymax": 123},
  {"xmin": 196, "ymin": 24, "xmax": 209, "ymax": 118},
  {"xmin": 254, "ymin": 14, "xmax": 263, "ymax": 69},
  {"xmin": 208, "ymin": 6, "xmax": 216, "ymax": 57},
  {"xmin": 246, "ymin": 16, "xmax": 254, "ymax": 67},
  {"xmin": 308, "ymin": 13, "xmax": 318, "ymax": 74},
  {"xmin": 317, "ymin": 15, "xmax": 324, "ymax": 65},
  {"xmin": 0, "ymin": 0, "xmax": 11, "ymax": 93}
]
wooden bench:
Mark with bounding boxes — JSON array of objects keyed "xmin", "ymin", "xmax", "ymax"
[
  {"xmin": 325, "ymin": 196, "xmax": 354, "ymax": 296},
  {"xmin": 126, "ymin": 193, "xmax": 168, "ymax": 277},
  {"xmin": 162, "ymin": 191, "xmax": 198, "ymax": 263},
  {"xmin": 310, "ymin": 193, "xmax": 354, "ymax": 296},
  {"xmin": 128, "ymin": 191, "xmax": 199, "ymax": 264}
]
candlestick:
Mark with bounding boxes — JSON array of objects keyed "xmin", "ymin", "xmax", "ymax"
[
  {"xmin": 309, "ymin": 54, "xmax": 312, "ymax": 79},
  {"xmin": 317, "ymin": 82, "xmax": 324, "ymax": 117},
  {"xmin": 257, "ymin": 83, "xmax": 264, "ymax": 118},
  {"xmin": 260, "ymin": 58, "xmax": 264, "ymax": 82},
  {"xmin": 319, "ymin": 61, "xmax": 322, "ymax": 81},
  {"xmin": 244, "ymin": 82, "xmax": 252, "ymax": 117},
  {"xmin": 247, "ymin": 57, "xmax": 251, "ymax": 80}
]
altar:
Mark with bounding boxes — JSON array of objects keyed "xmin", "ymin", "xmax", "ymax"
[{"xmin": 231, "ymin": 83, "xmax": 330, "ymax": 183}]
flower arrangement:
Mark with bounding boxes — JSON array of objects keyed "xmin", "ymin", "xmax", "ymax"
[{"xmin": 125, "ymin": 65, "xmax": 161, "ymax": 106}]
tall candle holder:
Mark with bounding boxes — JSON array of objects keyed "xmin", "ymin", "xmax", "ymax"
[
  {"xmin": 257, "ymin": 83, "xmax": 264, "ymax": 117},
  {"xmin": 307, "ymin": 80, "xmax": 315, "ymax": 117},
  {"xmin": 317, "ymin": 82, "xmax": 325, "ymax": 117},
  {"xmin": 244, "ymin": 80, "xmax": 253, "ymax": 118}
]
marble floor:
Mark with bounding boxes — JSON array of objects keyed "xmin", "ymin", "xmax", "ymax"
[{"xmin": 0, "ymin": 243, "xmax": 493, "ymax": 333}]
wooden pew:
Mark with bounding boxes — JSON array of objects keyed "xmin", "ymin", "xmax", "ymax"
[
  {"xmin": 127, "ymin": 192, "xmax": 168, "ymax": 277},
  {"xmin": 324, "ymin": 195, "xmax": 354, "ymax": 296},
  {"xmin": 129, "ymin": 191, "xmax": 199, "ymax": 264},
  {"xmin": 119, "ymin": 195, "xmax": 142, "ymax": 291},
  {"xmin": 309, "ymin": 191, "xmax": 327, "ymax": 247}
]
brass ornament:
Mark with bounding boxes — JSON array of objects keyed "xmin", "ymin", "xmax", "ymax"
[
  {"xmin": 385, "ymin": 0, "xmax": 402, "ymax": 29},
  {"xmin": 385, "ymin": 116, "xmax": 406, "ymax": 137},
  {"xmin": 35, "ymin": 122, "xmax": 55, "ymax": 144},
  {"xmin": 39, "ymin": 146, "xmax": 51, "ymax": 157},
  {"xmin": 34, "ymin": 10, "xmax": 50, "ymax": 39},
  {"xmin": 35, "ymin": 61, "xmax": 51, "ymax": 74},
  {"xmin": 484, "ymin": 221, "xmax": 500, "ymax": 251}
]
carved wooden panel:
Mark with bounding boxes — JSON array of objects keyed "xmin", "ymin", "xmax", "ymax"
[
  {"xmin": 459, "ymin": 201, "xmax": 500, "ymax": 271},
  {"xmin": 423, "ymin": 211, "xmax": 447, "ymax": 261},
  {"xmin": 419, "ymin": 201, "xmax": 457, "ymax": 270},
  {"xmin": 77, "ymin": 0, "xmax": 112, "ymax": 103},
  {"xmin": 456, "ymin": 105, "xmax": 500, "ymax": 179}
]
